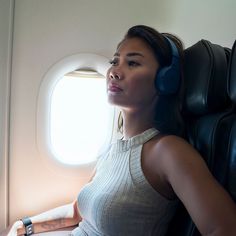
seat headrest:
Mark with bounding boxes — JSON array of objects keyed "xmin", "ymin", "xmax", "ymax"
[
  {"xmin": 227, "ymin": 40, "xmax": 236, "ymax": 103},
  {"xmin": 183, "ymin": 40, "xmax": 230, "ymax": 116}
]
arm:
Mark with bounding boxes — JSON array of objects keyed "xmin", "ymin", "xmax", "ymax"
[
  {"xmin": 159, "ymin": 136, "xmax": 236, "ymax": 236},
  {"xmin": 4, "ymin": 200, "xmax": 81, "ymax": 236},
  {"xmin": 29, "ymin": 169, "xmax": 96, "ymax": 233},
  {"xmin": 1, "ymin": 169, "xmax": 96, "ymax": 236}
]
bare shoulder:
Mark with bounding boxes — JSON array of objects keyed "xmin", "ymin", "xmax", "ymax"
[
  {"xmin": 143, "ymin": 134, "xmax": 203, "ymax": 178},
  {"xmin": 150, "ymin": 135, "xmax": 236, "ymax": 235},
  {"xmin": 151, "ymin": 134, "xmax": 210, "ymax": 186},
  {"xmin": 153, "ymin": 134, "xmax": 200, "ymax": 158},
  {"xmin": 142, "ymin": 134, "xmax": 203, "ymax": 199},
  {"xmin": 148, "ymin": 134, "xmax": 204, "ymax": 174}
]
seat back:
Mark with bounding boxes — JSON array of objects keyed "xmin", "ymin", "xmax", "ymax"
[
  {"xmin": 215, "ymin": 40, "xmax": 236, "ymax": 201},
  {"xmin": 166, "ymin": 39, "xmax": 234, "ymax": 236}
]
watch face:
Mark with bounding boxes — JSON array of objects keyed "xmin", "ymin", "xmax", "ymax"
[
  {"xmin": 21, "ymin": 217, "xmax": 34, "ymax": 235},
  {"xmin": 25, "ymin": 224, "xmax": 34, "ymax": 235}
]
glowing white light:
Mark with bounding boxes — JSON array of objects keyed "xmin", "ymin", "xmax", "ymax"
[{"xmin": 50, "ymin": 75, "xmax": 111, "ymax": 165}]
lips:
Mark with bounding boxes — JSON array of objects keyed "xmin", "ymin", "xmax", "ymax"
[{"xmin": 108, "ymin": 83, "xmax": 123, "ymax": 92}]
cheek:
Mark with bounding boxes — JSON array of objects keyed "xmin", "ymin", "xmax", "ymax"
[{"xmin": 132, "ymin": 71, "xmax": 156, "ymax": 90}]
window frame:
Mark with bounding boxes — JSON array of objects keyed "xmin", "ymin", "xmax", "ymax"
[{"xmin": 37, "ymin": 53, "xmax": 113, "ymax": 175}]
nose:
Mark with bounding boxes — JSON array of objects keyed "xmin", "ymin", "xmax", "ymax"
[
  {"xmin": 108, "ymin": 68, "xmax": 122, "ymax": 81},
  {"xmin": 110, "ymin": 73, "xmax": 121, "ymax": 80}
]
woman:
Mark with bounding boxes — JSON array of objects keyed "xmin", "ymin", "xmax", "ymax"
[{"xmin": 2, "ymin": 25, "xmax": 236, "ymax": 236}]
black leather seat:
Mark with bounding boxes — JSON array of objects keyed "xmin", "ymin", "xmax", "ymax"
[
  {"xmin": 216, "ymin": 40, "xmax": 236, "ymax": 201},
  {"xmin": 166, "ymin": 39, "xmax": 235, "ymax": 236}
]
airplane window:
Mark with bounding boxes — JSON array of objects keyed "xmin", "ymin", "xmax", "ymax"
[
  {"xmin": 50, "ymin": 69, "xmax": 112, "ymax": 165},
  {"xmin": 37, "ymin": 53, "xmax": 113, "ymax": 168}
]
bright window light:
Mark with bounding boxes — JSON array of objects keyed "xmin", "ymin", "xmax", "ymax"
[{"xmin": 50, "ymin": 71, "xmax": 112, "ymax": 165}]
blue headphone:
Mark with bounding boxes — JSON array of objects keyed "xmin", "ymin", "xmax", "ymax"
[{"xmin": 155, "ymin": 36, "xmax": 181, "ymax": 95}]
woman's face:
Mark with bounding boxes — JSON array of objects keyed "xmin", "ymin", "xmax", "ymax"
[{"xmin": 107, "ymin": 37, "xmax": 159, "ymax": 111}]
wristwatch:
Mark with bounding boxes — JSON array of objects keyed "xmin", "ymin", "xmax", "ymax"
[{"xmin": 21, "ymin": 217, "xmax": 34, "ymax": 236}]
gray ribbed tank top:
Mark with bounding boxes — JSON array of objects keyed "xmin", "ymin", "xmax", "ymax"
[{"xmin": 72, "ymin": 128, "xmax": 178, "ymax": 236}]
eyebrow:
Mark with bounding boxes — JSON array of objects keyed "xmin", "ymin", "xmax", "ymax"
[{"xmin": 114, "ymin": 52, "xmax": 144, "ymax": 57}]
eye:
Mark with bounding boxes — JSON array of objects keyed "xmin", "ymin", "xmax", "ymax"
[
  {"xmin": 128, "ymin": 61, "xmax": 140, "ymax": 67},
  {"xmin": 109, "ymin": 58, "xmax": 118, "ymax": 66}
]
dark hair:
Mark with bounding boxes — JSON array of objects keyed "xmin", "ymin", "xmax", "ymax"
[{"xmin": 118, "ymin": 25, "xmax": 185, "ymax": 137}]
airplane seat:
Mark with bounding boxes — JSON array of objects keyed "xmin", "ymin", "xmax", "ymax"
[
  {"xmin": 215, "ymin": 40, "xmax": 236, "ymax": 201},
  {"xmin": 166, "ymin": 39, "xmax": 234, "ymax": 236}
]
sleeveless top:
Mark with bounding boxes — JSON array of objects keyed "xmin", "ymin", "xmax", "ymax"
[{"xmin": 71, "ymin": 128, "xmax": 178, "ymax": 236}]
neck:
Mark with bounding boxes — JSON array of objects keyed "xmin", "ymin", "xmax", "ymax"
[{"xmin": 121, "ymin": 106, "xmax": 156, "ymax": 140}]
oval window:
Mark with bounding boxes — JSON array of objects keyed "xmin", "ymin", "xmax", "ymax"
[
  {"xmin": 50, "ymin": 69, "xmax": 112, "ymax": 165},
  {"xmin": 37, "ymin": 53, "xmax": 113, "ymax": 168}
]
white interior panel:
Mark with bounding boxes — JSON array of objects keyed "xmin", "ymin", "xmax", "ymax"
[{"xmin": 0, "ymin": 0, "xmax": 14, "ymax": 229}]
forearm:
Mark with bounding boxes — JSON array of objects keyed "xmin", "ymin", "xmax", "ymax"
[
  {"xmin": 17, "ymin": 218, "xmax": 76, "ymax": 235},
  {"xmin": 16, "ymin": 201, "xmax": 81, "ymax": 235}
]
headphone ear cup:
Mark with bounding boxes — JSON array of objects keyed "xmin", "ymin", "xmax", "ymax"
[
  {"xmin": 155, "ymin": 56, "xmax": 180, "ymax": 94},
  {"xmin": 155, "ymin": 37, "xmax": 181, "ymax": 95}
]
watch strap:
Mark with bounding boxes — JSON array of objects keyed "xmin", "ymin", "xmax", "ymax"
[{"xmin": 21, "ymin": 217, "xmax": 34, "ymax": 236}]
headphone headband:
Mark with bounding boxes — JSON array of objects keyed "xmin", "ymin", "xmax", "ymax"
[{"xmin": 164, "ymin": 36, "xmax": 179, "ymax": 60}]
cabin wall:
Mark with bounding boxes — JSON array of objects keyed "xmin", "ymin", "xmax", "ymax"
[
  {"xmin": 0, "ymin": 0, "xmax": 14, "ymax": 228},
  {"xmin": 0, "ymin": 0, "xmax": 235, "ymax": 228}
]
